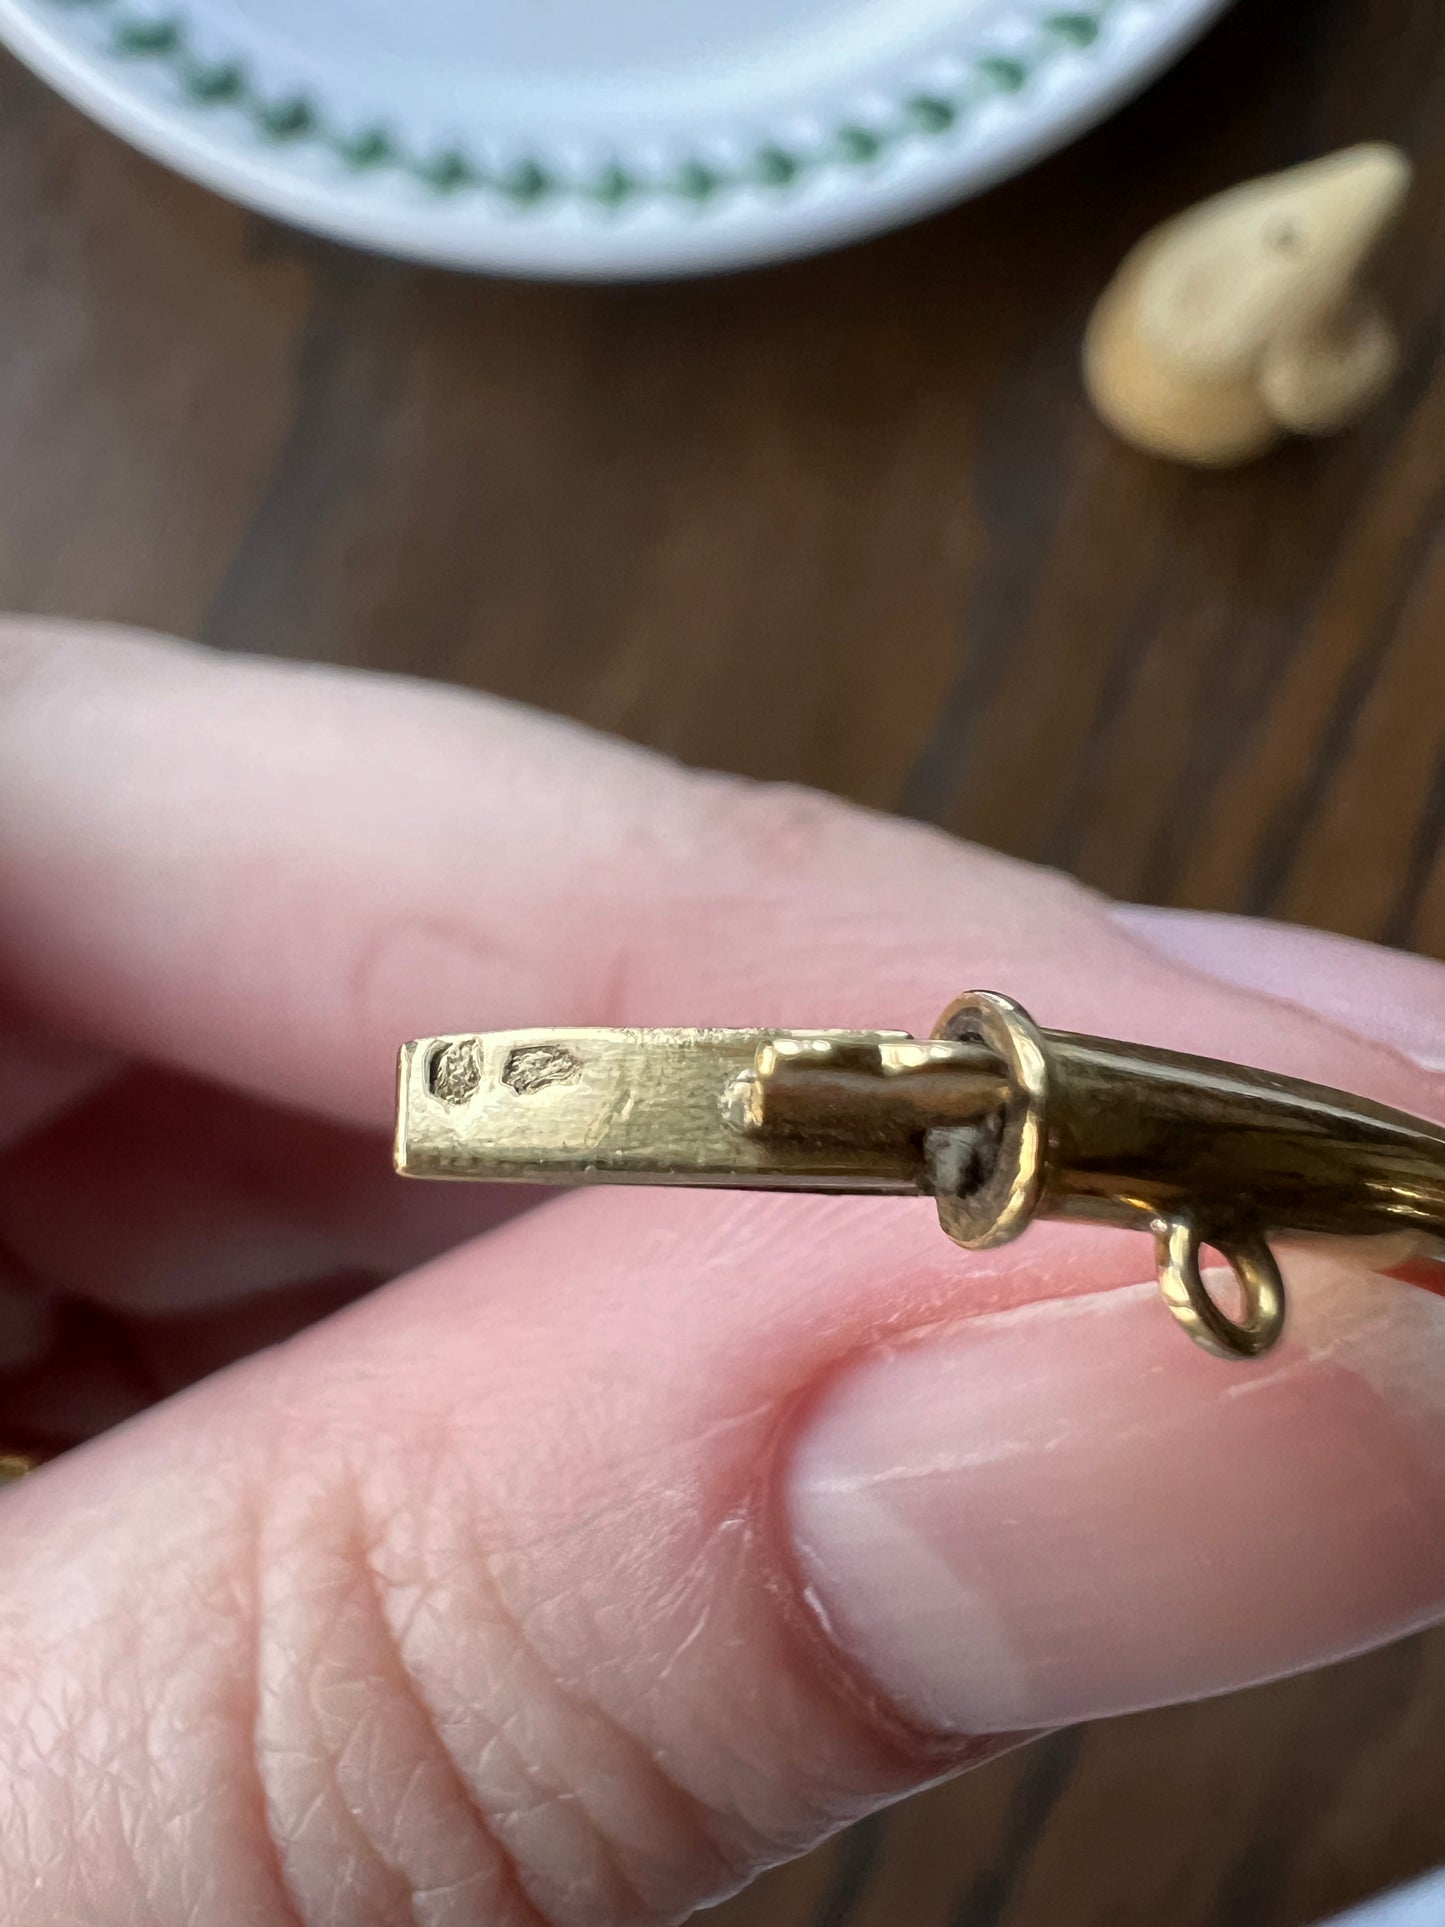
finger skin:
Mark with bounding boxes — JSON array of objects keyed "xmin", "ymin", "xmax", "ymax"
[
  {"xmin": 0, "ymin": 1063, "xmax": 518, "ymax": 1313},
  {"xmin": 1, "ymin": 621, "xmax": 1440, "ymax": 1133},
  {"xmin": 0, "ymin": 1197, "xmax": 992, "ymax": 1927},
  {"xmin": 2, "ymin": 619, "xmax": 1444, "ymax": 1331},
  {"xmin": 4, "ymin": 1184, "xmax": 1445, "ymax": 1927},
  {"xmin": 5, "ymin": 624, "xmax": 1445, "ymax": 1925},
  {"xmin": 0, "ymin": 1013, "xmax": 119, "ymax": 1154}
]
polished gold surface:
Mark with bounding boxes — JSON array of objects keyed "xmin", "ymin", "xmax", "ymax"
[
  {"xmin": 0, "ymin": 1454, "xmax": 36, "ymax": 1486},
  {"xmin": 396, "ymin": 1026, "xmax": 1001, "ymax": 1192},
  {"xmin": 396, "ymin": 992, "xmax": 1445, "ymax": 1362}
]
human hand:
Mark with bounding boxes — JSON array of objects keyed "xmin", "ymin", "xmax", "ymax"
[{"xmin": 4, "ymin": 622, "xmax": 1445, "ymax": 1925}]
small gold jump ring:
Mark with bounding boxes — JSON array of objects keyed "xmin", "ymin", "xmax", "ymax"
[
  {"xmin": 929, "ymin": 989, "xmax": 1049, "ymax": 1250},
  {"xmin": 1154, "ymin": 1214, "xmax": 1287, "ymax": 1360}
]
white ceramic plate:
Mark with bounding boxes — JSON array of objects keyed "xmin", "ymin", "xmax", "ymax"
[{"xmin": 0, "ymin": 0, "xmax": 1230, "ymax": 278}]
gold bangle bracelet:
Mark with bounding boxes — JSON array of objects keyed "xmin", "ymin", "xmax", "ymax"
[
  {"xmin": 395, "ymin": 990, "xmax": 1445, "ymax": 1364},
  {"xmin": 8, "ymin": 985, "xmax": 1439, "ymax": 1488}
]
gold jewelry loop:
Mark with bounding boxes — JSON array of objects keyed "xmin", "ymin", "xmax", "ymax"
[
  {"xmin": 929, "ymin": 990, "xmax": 1048, "ymax": 1249},
  {"xmin": 1154, "ymin": 1215, "xmax": 1287, "ymax": 1361}
]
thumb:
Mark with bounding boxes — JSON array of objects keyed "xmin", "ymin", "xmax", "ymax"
[
  {"xmin": 7, "ymin": 931, "xmax": 1445, "ymax": 1927},
  {"xmin": 1, "ymin": 1189, "xmax": 1005, "ymax": 1927}
]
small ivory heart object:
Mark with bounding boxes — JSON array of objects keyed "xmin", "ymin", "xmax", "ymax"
[{"xmin": 1084, "ymin": 144, "xmax": 1413, "ymax": 466}]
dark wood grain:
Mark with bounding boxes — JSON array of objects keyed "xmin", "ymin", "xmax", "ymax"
[{"xmin": 4, "ymin": 0, "xmax": 1445, "ymax": 1919}]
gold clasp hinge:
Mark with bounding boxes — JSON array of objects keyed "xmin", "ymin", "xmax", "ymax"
[{"xmin": 395, "ymin": 991, "xmax": 1445, "ymax": 1362}]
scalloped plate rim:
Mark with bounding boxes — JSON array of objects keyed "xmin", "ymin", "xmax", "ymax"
[{"xmin": 0, "ymin": 0, "xmax": 1235, "ymax": 277}]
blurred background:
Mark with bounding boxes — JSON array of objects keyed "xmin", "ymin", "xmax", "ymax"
[{"xmin": 3, "ymin": 0, "xmax": 1445, "ymax": 1920}]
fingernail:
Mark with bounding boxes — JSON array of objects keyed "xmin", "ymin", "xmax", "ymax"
[
  {"xmin": 1115, "ymin": 907, "xmax": 1445, "ymax": 1072},
  {"xmin": 786, "ymin": 1258, "xmax": 1445, "ymax": 1735}
]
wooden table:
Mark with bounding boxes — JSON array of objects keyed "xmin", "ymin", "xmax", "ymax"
[{"xmin": 4, "ymin": 0, "xmax": 1445, "ymax": 1918}]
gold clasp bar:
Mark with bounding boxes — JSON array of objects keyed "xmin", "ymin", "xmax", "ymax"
[{"xmin": 395, "ymin": 991, "xmax": 1445, "ymax": 1363}]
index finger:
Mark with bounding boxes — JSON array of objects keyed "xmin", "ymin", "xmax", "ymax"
[{"xmin": 1, "ymin": 621, "xmax": 1441, "ymax": 1137}]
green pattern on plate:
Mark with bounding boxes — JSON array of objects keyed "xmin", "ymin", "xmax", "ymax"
[{"xmin": 46, "ymin": 0, "xmax": 1121, "ymax": 213}]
